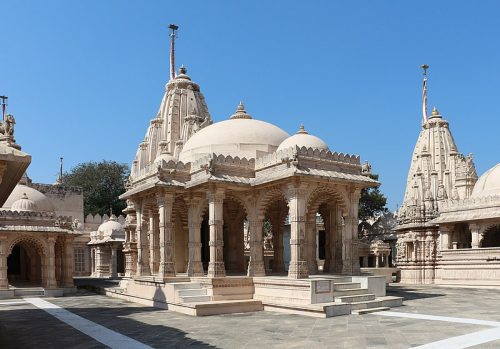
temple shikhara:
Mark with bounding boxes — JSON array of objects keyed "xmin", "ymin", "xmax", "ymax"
[{"xmin": 395, "ymin": 66, "xmax": 500, "ymax": 286}]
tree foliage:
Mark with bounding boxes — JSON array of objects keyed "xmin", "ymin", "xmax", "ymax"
[
  {"xmin": 62, "ymin": 160, "xmax": 129, "ymax": 217},
  {"xmin": 358, "ymin": 174, "xmax": 389, "ymax": 221}
]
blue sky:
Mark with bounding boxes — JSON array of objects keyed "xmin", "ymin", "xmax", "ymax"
[{"xmin": 2, "ymin": 1, "xmax": 500, "ymax": 210}]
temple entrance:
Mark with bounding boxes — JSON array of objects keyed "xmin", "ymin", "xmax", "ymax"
[
  {"xmin": 482, "ymin": 225, "xmax": 500, "ymax": 248},
  {"xmin": 201, "ymin": 216, "xmax": 210, "ymax": 271},
  {"xmin": 223, "ymin": 197, "xmax": 247, "ymax": 274},
  {"xmin": 117, "ymin": 249, "xmax": 125, "ymax": 274},
  {"xmin": 7, "ymin": 242, "xmax": 42, "ymax": 286}
]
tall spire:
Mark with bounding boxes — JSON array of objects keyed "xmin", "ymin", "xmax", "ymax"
[
  {"xmin": 169, "ymin": 24, "xmax": 179, "ymax": 81},
  {"xmin": 421, "ymin": 64, "xmax": 429, "ymax": 124}
]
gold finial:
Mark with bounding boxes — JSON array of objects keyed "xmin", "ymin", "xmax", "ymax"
[
  {"xmin": 431, "ymin": 107, "xmax": 441, "ymax": 118},
  {"xmin": 421, "ymin": 64, "xmax": 429, "ymax": 77}
]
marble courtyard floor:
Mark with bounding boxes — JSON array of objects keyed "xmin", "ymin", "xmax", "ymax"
[{"xmin": 1, "ymin": 285, "xmax": 500, "ymax": 348}]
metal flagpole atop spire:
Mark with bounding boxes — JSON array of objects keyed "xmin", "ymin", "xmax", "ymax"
[
  {"xmin": 0, "ymin": 95, "xmax": 8, "ymax": 122},
  {"xmin": 55, "ymin": 157, "xmax": 63, "ymax": 184},
  {"xmin": 421, "ymin": 64, "xmax": 429, "ymax": 124},
  {"xmin": 169, "ymin": 24, "xmax": 179, "ymax": 81}
]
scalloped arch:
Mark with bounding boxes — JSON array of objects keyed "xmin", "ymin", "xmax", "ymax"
[{"xmin": 8, "ymin": 235, "xmax": 47, "ymax": 256}]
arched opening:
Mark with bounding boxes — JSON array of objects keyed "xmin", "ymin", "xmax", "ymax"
[
  {"xmin": 117, "ymin": 249, "xmax": 125, "ymax": 274},
  {"xmin": 451, "ymin": 223, "xmax": 472, "ymax": 249},
  {"xmin": 7, "ymin": 240, "xmax": 43, "ymax": 287},
  {"xmin": 482, "ymin": 225, "xmax": 500, "ymax": 248},
  {"xmin": 223, "ymin": 197, "xmax": 247, "ymax": 274},
  {"xmin": 172, "ymin": 197, "xmax": 189, "ymax": 273},
  {"xmin": 260, "ymin": 192, "xmax": 289, "ymax": 274},
  {"xmin": 200, "ymin": 214, "xmax": 210, "ymax": 271},
  {"xmin": 306, "ymin": 188, "xmax": 346, "ymax": 275}
]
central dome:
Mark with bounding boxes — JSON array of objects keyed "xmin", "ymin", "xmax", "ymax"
[
  {"xmin": 179, "ymin": 103, "xmax": 289, "ymax": 163},
  {"xmin": 471, "ymin": 163, "xmax": 500, "ymax": 198}
]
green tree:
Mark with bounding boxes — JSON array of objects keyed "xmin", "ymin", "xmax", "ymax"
[
  {"xmin": 358, "ymin": 174, "xmax": 388, "ymax": 221},
  {"xmin": 62, "ymin": 160, "xmax": 129, "ymax": 216}
]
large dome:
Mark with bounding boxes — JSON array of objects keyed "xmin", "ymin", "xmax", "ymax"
[
  {"xmin": 179, "ymin": 103, "xmax": 289, "ymax": 163},
  {"xmin": 471, "ymin": 163, "xmax": 500, "ymax": 198},
  {"xmin": 3, "ymin": 184, "xmax": 55, "ymax": 212},
  {"xmin": 277, "ymin": 125, "xmax": 329, "ymax": 152}
]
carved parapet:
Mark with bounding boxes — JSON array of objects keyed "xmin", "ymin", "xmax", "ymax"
[{"xmin": 255, "ymin": 146, "xmax": 360, "ymax": 170}]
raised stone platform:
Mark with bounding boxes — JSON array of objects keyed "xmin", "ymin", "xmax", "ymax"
[{"xmin": 85, "ymin": 274, "xmax": 403, "ymax": 318}]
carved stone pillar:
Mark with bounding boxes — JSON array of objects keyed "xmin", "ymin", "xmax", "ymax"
[
  {"xmin": 207, "ymin": 188, "xmax": 225, "ymax": 278},
  {"xmin": 187, "ymin": 198, "xmax": 204, "ymax": 276},
  {"xmin": 90, "ymin": 248, "xmax": 95, "ymax": 277},
  {"xmin": 62, "ymin": 236, "xmax": 74, "ymax": 287},
  {"xmin": 333, "ymin": 208, "xmax": 344, "ymax": 274},
  {"xmin": 470, "ymin": 223, "xmax": 482, "ymax": 249},
  {"xmin": 287, "ymin": 184, "xmax": 308, "ymax": 279},
  {"xmin": 135, "ymin": 202, "xmax": 151, "ymax": 276},
  {"xmin": 111, "ymin": 246, "xmax": 118, "ymax": 278},
  {"xmin": 45, "ymin": 236, "xmax": 57, "ymax": 288},
  {"xmin": 247, "ymin": 218, "xmax": 265, "ymax": 276},
  {"xmin": 157, "ymin": 192, "xmax": 175, "ymax": 279},
  {"xmin": 342, "ymin": 188, "xmax": 361, "ymax": 275},
  {"xmin": 439, "ymin": 226, "xmax": 451, "ymax": 250},
  {"xmin": 149, "ymin": 210, "xmax": 160, "ymax": 274},
  {"xmin": 0, "ymin": 236, "xmax": 8, "ymax": 289},
  {"xmin": 305, "ymin": 220, "xmax": 318, "ymax": 274}
]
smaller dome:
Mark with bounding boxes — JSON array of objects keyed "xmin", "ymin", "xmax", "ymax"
[
  {"xmin": 11, "ymin": 193, "xmax": 38, "ymax": 212},
  {"xmin": 277, "ymin": 125, "xmax": 329, "ymax": 152},
  {"xmin": 471, "ymin": 163, "xmax": 500, "ymax": 198},
  {"xmin": 97, "ymin": 215, "xmax": 125, "ymax": 240}
]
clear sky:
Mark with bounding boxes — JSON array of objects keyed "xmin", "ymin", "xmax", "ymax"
[{"xmin": 2, "ymin": 0, "xmax": 500, "ymax": 210}]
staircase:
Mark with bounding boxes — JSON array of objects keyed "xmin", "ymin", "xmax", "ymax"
[
  {"xmin": 332, "ymin": 279, "xmax": 402, "ymax": 314},
  {"xmin": 13, "ymin": 287, "xmax": 45, "ymax": 297},
  {"xmin": 174, "ymin": 282, "xmax": 211, "ymax": 303},
  {"xmin": 169, "ymin": 282, "xmax": 263, "ymax": 316}
]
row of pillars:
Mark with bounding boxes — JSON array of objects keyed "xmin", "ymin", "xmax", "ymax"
[{"xmin": 128, "ymin": 186, "xmax": 361, "ymax": 279}]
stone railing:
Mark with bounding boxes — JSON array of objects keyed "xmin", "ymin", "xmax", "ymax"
[
  {"xmin": 255, "ymin": 146, "xmax": 360, "ymax": 170},
  {"xmin": 439, "ymin": 195, "xmax": 500, "ymax": 212}
]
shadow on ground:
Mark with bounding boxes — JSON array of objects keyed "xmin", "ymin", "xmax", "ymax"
[
  {"xmin": 0, "ymin": 295, "xmax": 218, "ymax": 349},
  {"xmin": 387, "ymin": 285, "xmax": 446, "ymax": 301}
]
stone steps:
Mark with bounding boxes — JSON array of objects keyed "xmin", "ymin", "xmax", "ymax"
[
  {"xmin": 13, "ymin": 288, "xmax": 45, "ymax": 297},
  {"xmin": 263, "ymin": 301, "xmax": 351, "ymax": 318},
  {"xmin": 352, "ymin": 307, "xmax": 390, "ymax": 315},
  {"xmin": 178, "ymin": 295, "xmax": 212, "ymax": 303},
  {"xmin": 172, "ymin": 282, "xmax": 201, "ymax": 290},
  {"xmin": 334, "ymin": 288, "xmax": 368, "ymax": 296},
  {"xmin": 336, "ymin": 293, "xmax": 376, "ymax": 303},
  {"xmin": 177, "ymin": 288, "xmax": 207, "ymax": 297},
  {"xmin": 349, "ymin": 299, "xmax": 384, "ymax": 310},
  {"xmin": 333, "ymin": 282, "xmax": 361, "ymax": 290},
  {"xmin": 170, "ymin": 299, "xmax": 263, "ymax": 316}
]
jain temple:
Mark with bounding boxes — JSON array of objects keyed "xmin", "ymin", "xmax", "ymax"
[{"xmin": 1, "ymin": 28, "xmax": 499, "ymax": 319}]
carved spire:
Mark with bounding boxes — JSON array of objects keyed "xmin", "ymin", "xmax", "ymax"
[
  {"xmin": 421, "ymin": 64, "xmax": 429, "ymax": 124},
  {"xmin": 169, "ymin": 24, "xmax": 179, "ymax": 81}
]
